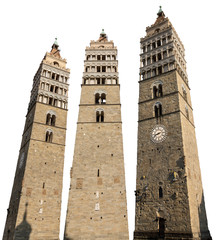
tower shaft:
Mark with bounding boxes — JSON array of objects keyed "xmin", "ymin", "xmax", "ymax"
[
  {"xmin": 134, "ymin": 8, "xmax": 211, "ymax": 240},
  {"xmin": 64, "ymin": 31, "xmax": 129, "ymax": 240},
  {"xmin": 3, "ymin": 41, "xmax": 70, "ymax": 240}
]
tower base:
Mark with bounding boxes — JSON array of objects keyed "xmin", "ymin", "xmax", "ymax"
[{"xmin": 134, "ymin": 231, "xmax": 212, "ymax": 240}]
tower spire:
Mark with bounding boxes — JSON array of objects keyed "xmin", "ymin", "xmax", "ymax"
[
  {"xmin": 157, "ymin": 6, "xmax": 165, "ymax": 17},
  {"xmin": 52, "ymin": 37, "xmax": 59, "ymax": 50}
]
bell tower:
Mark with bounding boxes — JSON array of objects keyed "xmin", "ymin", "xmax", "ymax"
[
  {"xmin": 134, "ymin": 7, "xmax": 212, "ymax": 240},
  {"xmin": 3, "ymin": 39, "xmax": 70, "ymax": 239},
  {"xmin": 64, "ymin": 30, "xmax": 129, "ymax": 240}
]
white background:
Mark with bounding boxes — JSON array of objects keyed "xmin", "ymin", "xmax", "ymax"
[{"xmin": 0, "ymin": 0, "xmax": 215, "ymax": 239}]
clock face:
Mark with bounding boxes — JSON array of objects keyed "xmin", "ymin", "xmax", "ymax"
[{"xmin": 151, "ymin": 125, "xmax": 167, "ymax": 143}]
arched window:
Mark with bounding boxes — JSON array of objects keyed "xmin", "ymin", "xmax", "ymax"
[
  {"xmin": 101, "ymin": 93, "xmax": 106, "ymax": 104},
  {"xmin": 182, "ymin": 85, "xmax": 187, "ymax": 101},
  {"xmin": 52, "ymin": 73, "xmax": 55, "ymax": 80},
  {"xmin": 158, "ymin": 84, "xmax": 163, "ymax": 97},
  {"xmin": 95, "ymin": 93, "xmax": 100, "ymax": 104},
  {"xmin": 101, "ymin": 111, "xmax": 104, "ymax": 122},
  {"xmin": 153, "ymin": 86, "xmax": 158, "ymax": 98},
  {"xmin": 51, "ymin": 115, "xmax": 56, "ymax": 126},
  {"xmin": 43, "ymin": 70, "xmax": 46, "ymax": 76},
  {"xmin": 154, "ymin": 102, "xmax": 162, "ymax": 118},
  {"xmin": 96, "ymin": 110, "xmax": 104, "ymax": 123},
  {"xmin": 46, "ymin": 114, "xmax": 51, "ymax": 125},
  {"xmin": 152, "ymin": 81, "xmax": 163, "ymax": 98},
  {"xmin": 53, "ymin": 61, "xmax": 59, "ymax": 67},
  {"xmin": 45, "ymin": 130, "xmax": 53, "ymax": 143},
  {"xmin": 96, "ymin": 111, "xmax": 100, "ymax": 122}
]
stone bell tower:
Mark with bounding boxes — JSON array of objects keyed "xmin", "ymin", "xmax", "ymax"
[
  {"xmin": 3, "ymin": 39, "xmax": 70, "ymax": 240},
  {"xmin": 64, "ymin": 30, "xmax": 129, "ymax": 240},
  {"xmin": 134, "ymin": 7, "xmax": 212, "ymax": 240}
]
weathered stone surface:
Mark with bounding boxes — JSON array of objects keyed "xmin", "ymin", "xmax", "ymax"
[
  {"xmin": 3, "ymin": 42, "xmax": 70, "ymax": 240},
  {"xmin": 64, "ymin": 32, "xmax": 129, "ymax": 240},
  {"xmin": 134, "ymin": 9, "xmax": 211, "ymax": 240}
]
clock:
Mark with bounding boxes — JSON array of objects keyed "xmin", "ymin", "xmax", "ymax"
[{"xmin": 151, "ymin": 125, "xmax": 167, "ymax": 143}]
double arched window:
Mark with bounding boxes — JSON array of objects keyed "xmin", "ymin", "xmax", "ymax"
[
  {"xmin": 152, "ymin": 81, "xmax": 163, "ymax": 99},
  {"xmin": 46, "ymin": 111, "xmax": 56, "ymax": 126},
  {"xmin": 154, "ymin": 102, "xmax": 162, "ymax": 118},
  {"xmin": 182, "ymin": 85, "xmax": 187, "ymax": 101},
  {"xmin": 96, "ymin": 109, "xmax": 104, "ymax": 122},
  {"xmin": 94, "ymin": 91, "xmax": 107, "ymax": 105},
  {"xmin": 45, "ymin": 130, "xmax": 53, "ymax": 143}
]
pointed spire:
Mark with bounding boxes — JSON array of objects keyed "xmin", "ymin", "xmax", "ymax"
[
  {"xmin": 52, "ymin": 37, "xmax": 59, "ymax": 50},
  {"xmin": 98, "ymin": 29, "xmax": 108, "ymax": 42},
  {"xmin": 50, "ymin": 37, "xmax": 61, "ymax": 58},
  {"xmin": 157, "ymin": 6, "xmax": 165, "ymax": 17},
  {"xmin": 100, "ymin": 29, "xmax": 106, "ymax": 38}
]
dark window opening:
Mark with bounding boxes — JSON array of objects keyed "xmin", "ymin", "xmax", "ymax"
[
  {"xmin": 158, "ymin": 84, "xmax": 163, "ymax": 97},
  {"xmin": 157, "ymin": 40, "xmax": 161, "ymax": 47},
  {"xmin": 159, "ymin": 187, "xmax": 163, "ymax": 198},
  {"xmin": 158, "ymin": 53, "xmax": 162, "ymax": 61},
  {"xmin": 152, "ymin": 55, "xmax": 156, "ymax": 62},
  {"xmin": 46, "ymin": 114, "xmax": 51, "ymax": 125},
  {"xmin": 97, "ymin": 78, "xmax": 100, "ymax": 84},
  {"xmin": 147, "ymin": 57, "xmax": 151, "ymax": 65},
  {"xmin": 96, "ymin": 112, "xmax": 100, "ymax": 122},
  {"xmin": 153, "ymin": 86, "xmax": 158, "ymax": 99},
  {"xmin": 56, "ymin": 75, "xmax": 59, "ymax": 81},
  {"xmin": 55, "ymin": 87, "xmax": 58, "ymax": 93},
  {"xmin": 101, "ymin": 112, "xmax": 104, "ymax": 122},
  {"xmin": 97, "ymin": 169, "xmax": 100, "ymax": 177},
  {"xmin": 43, "ymin": 182, "xmax": 45, "ymax": 188},
  {"xmin": 159, "ymin": 218, "xmax": 165, "ymax": 237},
  {"xmin": 152, "ymin": 42, "xmax": 156, "ymax": 49},
  {"xmin": 97, "ymin": 66, "xmax": 100, "ymax": 72},
  {"xmin": 50, "ymin": 85, "xmax": 54, "ymax": 92},
  {"xmin": 102, "ymin": 55, "xmax": 106, "ymax": 60},
  {"xmin": 45, "ymin": 131, "xmax": 53, "ymax": 143},
  {"xmin": 163, "ymin": 51, "xmax": 167, "ymax": 58},
  {"xmin": 152, "ymin": 68, "xmax": 156, "ymax": 77},
  {"xmin": 97, "ymin": 55, "xmax": 101, "ymax": 60},
  {"xmin": 101, "ymin": 93, "xmax": 106, "ymax": 104},
  {"xmin": 147, "ymin": 44, "xmax": 151, "ymax": 51},
  {"xmin": 102, "ymin": 66, "xmax": 106, "ymax": 72},
  {"xmin": 158, "ymin": 66, "xmax": 162, "ymax": 74},
  {"xmin": 143, "ymin": 46, "xmax": 146, "ymax": 52},
  {"xmin": 49, "ymin": 98, "xmax": 53, "ymax": 105},
  {"xmin": 102, "ymin": 78, "xmax": 105, "ymax": 84},
  {"xmin": 95, "ymin": 93, "xmax": 100, "ymax": 104},
  {"xmin": 112, "ymin": 55, "xmax": 116, "ymax": 60},
  {"xmin": 162, "ymin": 38, "xmax": 166, "ymax": 45},
  {"xmin": 154, "ymin": 103, "xmax": 162, "ymax": 118},
  {"xmin": 54, "ymin": 99, "xmax": 57, "ymax": 106},
  {"xmin": 52, "ymin": 73, "xmax": 55, "ymax": 80},
  {"xmin": 51, "ymin": 115, "xmax": 56, "ymax": 126}
]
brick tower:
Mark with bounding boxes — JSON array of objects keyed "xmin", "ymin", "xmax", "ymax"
[
  {"xmin": 134, "ymin": 7, "xmax": 212, "ymax": 240},
  {"xmin": 64, "ymin": 30, "xmax": 129, "ymax": 240},
  {"xmin": 3, "ymin": 39, "xmax": 70, "ymax": 240}
]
